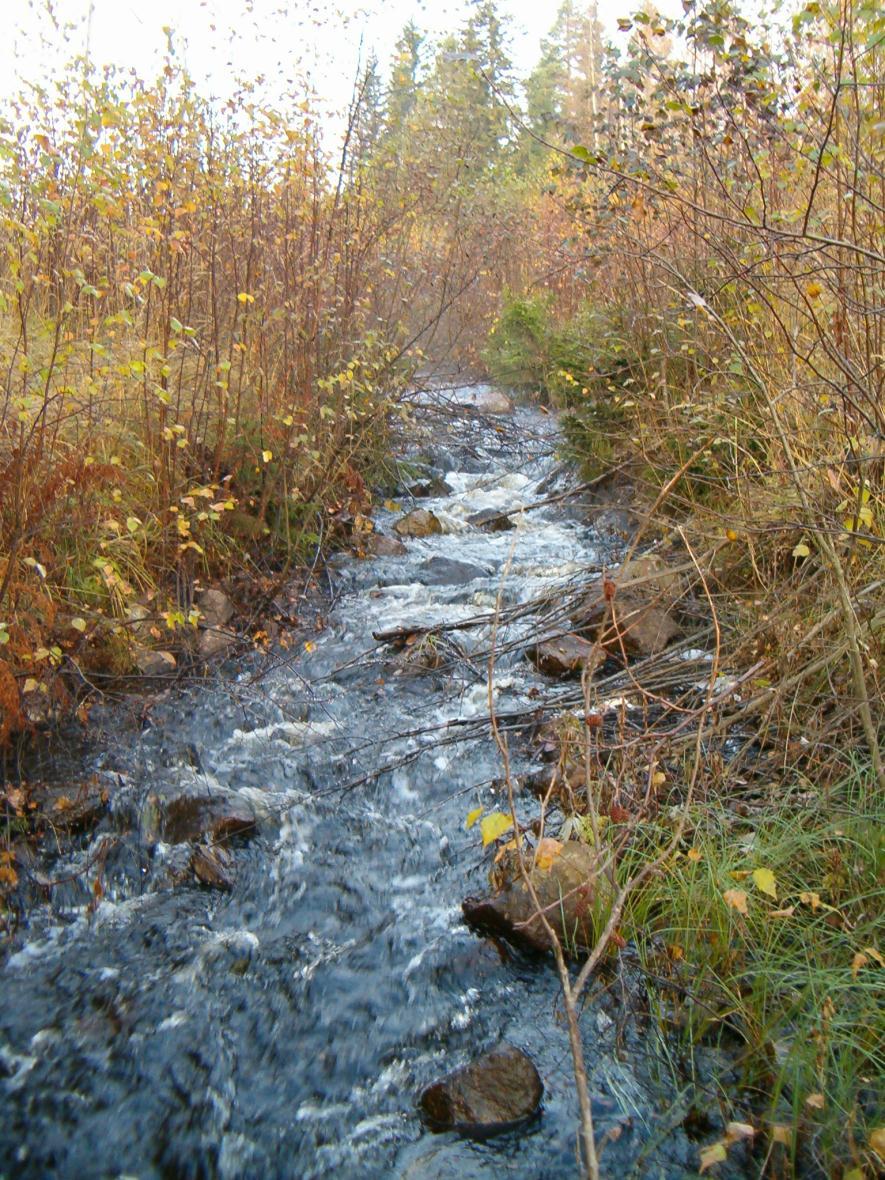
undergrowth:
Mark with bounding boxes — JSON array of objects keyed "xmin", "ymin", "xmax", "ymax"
[{"xmin": 622, "ymin": 759, "xmax": 884, "ymax": 1178}]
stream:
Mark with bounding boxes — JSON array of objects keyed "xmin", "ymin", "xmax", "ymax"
[{"xmin": 0, "ymin": 387, "xmax": 733, "ymax": 1179}]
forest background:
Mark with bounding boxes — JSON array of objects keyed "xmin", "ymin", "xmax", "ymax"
[{"xmin": 0, "ymin": 1, "xmax": 882, "ymax": 1175}]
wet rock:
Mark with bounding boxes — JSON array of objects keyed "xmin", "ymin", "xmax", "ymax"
[
  {"xmin": 529, "ymin": 634, "xmax": 601, "ymax": 679},
  {"xmin": 393, "ymin": 509, "xmax": 443, "ymax": 538},
  {"xmin": 196, "ymin": 627, "xmax": 237, "ymax": 660},
  {"xmin": 407, "ymin": 474, "xmax": 452, "ymax": 498},
  {"xmin": 470, "ymin": 389, "xmax": 515, "ymax": 415},
  {"xmin": 416, "ymin": 556, "xmax": 489, "ymax": 585},
  {"xmin": 32, "ymin": 782, "xmax": 108, "ymax": 834},
  {"xmin": 419, "ymin": 1044, "xmax": 542, "ymax": 1135},
  {"xmin": 364, "ymin": 532, "xmax": 407, "ymax": 557},
  {"xmin": 462, "ymin": 841, "xmax": 611, "ymax": 955},
  {"xmin": 467, "ymin": 508, "xmax": 516, "ymax": 532},
  {"xmin": 134, "ymin": 648, "xmax": 177, "ymax": 678},
  {"xmin": 144, "ymin": 788, "xmax": 257, "ymax": 846},
  {"xmin": 197, "ymin": 587, "xmax": 234, "ymax": 629},
  {"xmin": 191, "ymin": 844, "xmax": 236, "ymax": 890}
]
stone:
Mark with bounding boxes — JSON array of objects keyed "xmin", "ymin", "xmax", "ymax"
[
  {"xmin": 575, "ymin": 554, "xmax": 684, "ymax": 659},
  {"xmin": 126, "ymin": 603, "xmax": 157, "ymax": 642},
  {"xmin": 416, "ymin": 557, "xmax": 489, "ymax": 585},
  {"xmin": 134, "ymin": 648, "xmax": 177, "ymax": 678},
  {"xmin": 419, "ymin": 1044, "xmax": 542, "ymax": 1135},
  {"xmin": 462, "ymin": 841, "xmax": 612, "ymax": 956},
  {"xmin": 407, "ymin": 475, "xmax": 452, "ymax": 498},
  {"xmin": 470, "ymin": 389, "xmax": 515, "ymax": 415},
  {"xmin": 364, "ymin": 532, "xmax": 407, "ymax": 557},
  {"xmin": 31, "ymin": 782, "xmax": 108, "ymax": 834},
  {"xmin": 197, "ymin": 627, "xmax": 237, "ymax": 660},
  {"xmin": 578, "ymin": 595, "xmax": 681, "ymax": 659},
  {"xmin": 191, "ymin": 844, "xmax": 236, "ymax": 890},
  {"xmin": 197, "ymin": 587, "xmax": 234, "ymax": 629},
  {"xmin": 467, "ymin": 508, "xmax": 516, "ymax": 532},
  {"xmin": 529, "ymin": 635, "xmax": 602, "ymax": 679},
  {"xmin": 393, "ymin": 509, "xmax": 443, "ymax": 538},
  {"xmin": 144, "ymin": 788, "xmax": 257, "ymax": 846}
]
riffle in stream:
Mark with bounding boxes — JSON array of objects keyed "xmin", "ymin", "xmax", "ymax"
[{"xmin": 1, "ymin": 388, "xmax": 732, "ymax": 1179}]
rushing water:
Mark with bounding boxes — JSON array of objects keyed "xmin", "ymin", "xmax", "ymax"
[{"xmin": 0, "ymin": 389, "xmax": 738, "ymax": 1179}]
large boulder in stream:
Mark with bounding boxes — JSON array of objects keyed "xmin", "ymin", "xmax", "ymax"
[
  {"xmin": 419, "ymin": 1044, "xmax": 543, "ymax": 1136},
  {"xmin": 364, "ymin": 532, "xmax": 408, "ymax": 557},
  {"xmin": 469, "ymin": 389, "xmax": 515, "ymax": 415},
  {"xmin": 463, "ymin": 841, "xmax": 611, "ymax": 956},
  {"xmin": 143, "ymin": 786, "xmax": 257, "ymax": 846},
  {"xmin": 393, "ymin": 509, "xmax": 443, "ymax": 538},
  {"xmin": 417, "ymin": 556, "xmax": 489, "ymax": 585},
  {"xmin": 529, "ymin": 634, "xmax": 602, "ymax": 679}
]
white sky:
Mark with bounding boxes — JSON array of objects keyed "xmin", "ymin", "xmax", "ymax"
[{"xmin": 4, "ymin": 0, "xmax": 681, "ymax": 120}]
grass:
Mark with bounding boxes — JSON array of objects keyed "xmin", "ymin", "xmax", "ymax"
[{"xmin": 622, "ymin": 758, "xmax": 884, "ymax": 1177}]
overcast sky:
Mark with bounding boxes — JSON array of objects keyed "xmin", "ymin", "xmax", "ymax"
[{"xmin": 4, "ymin": 0, "xmax": 681, "ymax": 116}]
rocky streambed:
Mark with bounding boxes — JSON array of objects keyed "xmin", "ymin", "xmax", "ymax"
[{"xmin": 0, "ymin": 386, "xmax": 746, "ymax": 1179}]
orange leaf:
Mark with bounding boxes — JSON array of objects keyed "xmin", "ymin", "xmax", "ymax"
[{"xmin": 723, "ymin": 889, "xmax": 749, "ymax": 915}]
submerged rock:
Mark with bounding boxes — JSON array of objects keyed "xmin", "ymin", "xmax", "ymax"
[
  {"xmin": 393, "ymin": 509, "xmax": 443, "ymax": 538},
  {"xmin": 467, "ymin": 508, "xmax": 516, "ymax": 532},
  {"xmin": 463, "ymin": 841, "xmax": 611, "ymax": 956},
  {"xmin": 419, "ymin": 1044, "xmax": 542, "ymax": 1135},
  {"xmin": 143, "ymin": 788, "xmax": 257, "ymax": 846},
  {"xmin": 529, "ymin": 634, "xmax": 602, "ymax": 679}
]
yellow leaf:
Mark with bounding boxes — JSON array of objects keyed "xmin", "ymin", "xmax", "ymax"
[
  {"xmin": 852, "ymin": 951, "xmax": 869, "ymax": 979},
  {"xmin": 70, "ymin": 617, "xmax": 87, "ymax": 632},
  {"xmin": 535, "ymin": 838, "xmax": 564, "ymax": 871},
  {"xmin": 686, "ymin": 848, "xmax": 702, "ymax": 862},
  {"xmin": 126, "ymin": 516, "xmax": 141, "ymax": 533},
  {"xmin": 800, "ymin": 891, "xmax": 821, "ymax": 910},
  {"xmin": 869, "ymin": 1125, "xmax": 885, "ymax": 1157},
  {"xmin": 730, "ymin": 870, "xmax": 751, "ymax": 881},
  {"xmin": 262, "ymin": 450, "xmax": 273, "ymax": 463},
  {"xmin": 806, "ymin": 282, "xmax": 822, "ymax": 299},
  {"xmin": 237, "ymin": 292, "xmax": 255, "ymax": 304},
  {"xmin": 651, "ymin": 770, "xmax": 666, "ymax": 787},
  {"xmin": 770, "ymin": 1124, "xmax": 792, "ymax": 1146},
  {"xmin": 725, "ymin": 528, "xmax": 739, "ymax": 542},
  {"xmin": 23, "ymin": 678, "xmax": 40, "ymax": 693},
  {"xmin": 304, "ymin": 641, "xmax": 316, "ymax": 653},
  {"xmin": 465, "ymin": 807, "xmax": 483, "ymax": 830},
  {"xmin": 723, "ymin": 889, "xmax": 749, "ymax": 915},
  {"xmin": 770, "ymin": 906, "xmax": 795, "ymax": 919},
  {"xmin": 699, "ymin": 1141, "xmax": 728, "ymax": 1173},
  {"xmin": 805, "ymin": 1093, "xmax": 825, "ymax": 1110},
  {"xmin": 752, "ymin": 867, "xmax": 777, "ymax": 899},
  {"xmin": 792, "ymin": 541, "xmax": 810, "ymax": 558},
  {"xmin": 862, "ymin": 945, "xmax": 884, "ymax": 968},
  {"xmin": 480, "ymin": 811, "xmax": 513, "ymax": 847}
]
